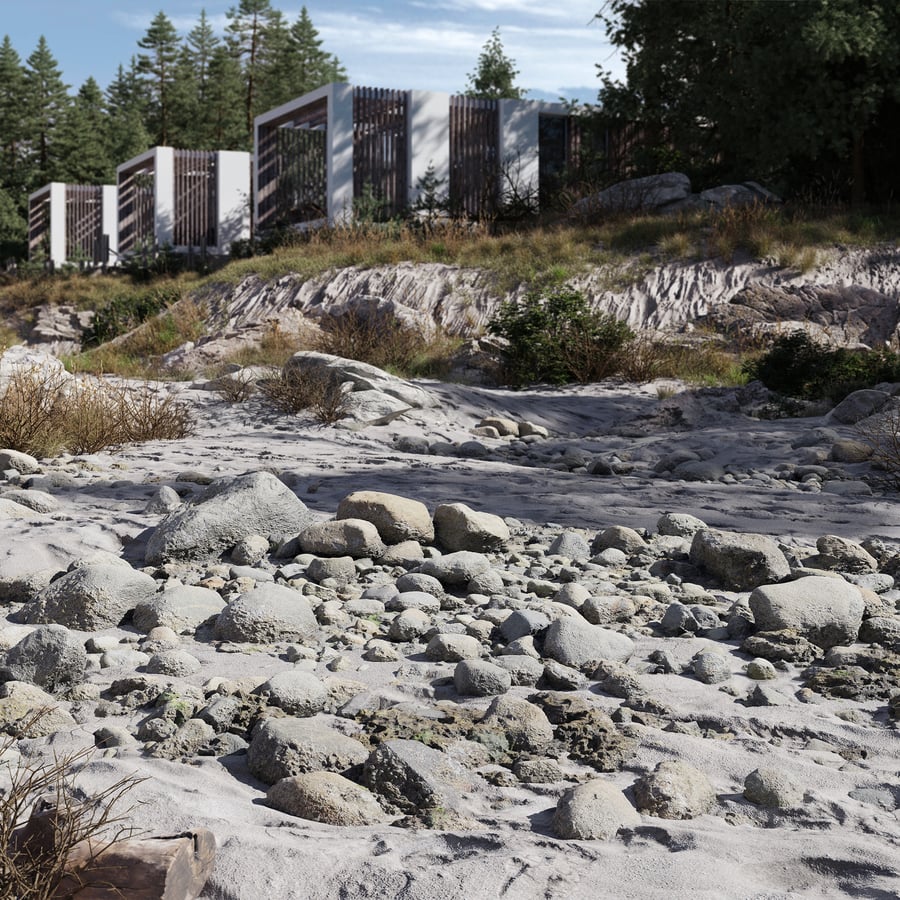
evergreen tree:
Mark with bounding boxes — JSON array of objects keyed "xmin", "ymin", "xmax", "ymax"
[
  {"xmin": 205, "ymin": 44, "xmax": 246, "ymax": 149},
  {"xmin": 106, "ymin": 59, "xmax": 152, "ymax": 165},
  {"xmin": 257, "ymin": 9, "xmax": 294, "ymax": 113},
  {"xmin": 226, "ymin": 0, "xmax": 278, "ymax": 140},
  {"xmin": 176, "ymin": 10, "xmax": 219, "ymax": 148},
  {"xmin": 23, "ymin": 36, "xmax": 71, "ymax": 186},
  {"xmin": 465, "ymin": 28, "xmax": 525, "ymax": 100},
  {"xmin": 56, "ymin": 77, "xmax": 113, "ymax": 183},
  {"xmin": 137, "ymin": 11, "xmax": 181, "ymax": 145},
  {"xmin": 0, "ymin": 36, "xmax": 29, "ymax": 204},
  {"xmin": 285, "ymin": 6, "xmax": 346, "ymax": 98}
]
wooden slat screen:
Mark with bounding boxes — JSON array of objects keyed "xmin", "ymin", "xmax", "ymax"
[
  {"xmin": 65, "ymin": 185, "xmax": 104, "ymax": 261},
  {"xmin": 118, "ymin": 158, "xmax": 155, "ymax": 254},
  {"xmin": 352, "ymin": 86, "xmax": 408, "ymax": 220},
  {"xmin": 174, "ymin": 150, "xmax": 217, "ymax": 249},
  {"xmin": 28, "ymin": 189, "xmax": 51, "ymax": 259},
  {"xmin": 257, "ymin": 98, "xmax": 328, "ymax": 230},
  {"xmin": 449, "ymin": 96, "xmax": 499, "ymax": 219}
]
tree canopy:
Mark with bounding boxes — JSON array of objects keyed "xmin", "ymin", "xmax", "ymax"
[
  {"xmin": 466, "ymin": 28, "xmax": 525, "ymax": 100},
  {"xmin": 596, "ymin": 0, "xmax": 900, "ymax": 202}
]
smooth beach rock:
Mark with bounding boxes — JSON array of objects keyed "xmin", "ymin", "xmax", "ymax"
[
  {"xmin": 433, "ymin": 502, "xmax": 510, "ymax": 552},
  {"xmin": 253, "ymin": 670, "xmax": 327, "ymax": 717},
  {"xmin": 266, "ymin": 772, "xmax": 388, "ymax": 826},
  {"xmin": 690, "ymin": 528, "xmax": 790, "ymax": 590},
  {"xmin": 214, "ymin": 583, "xmax": 318, "ymax": 644},
  {"xmin": 543, "ymin": 617, "xmax": 634, "ymax": 672},
  {"xmin": 336, "ymin": 490, "xmax": 434, "ymax": 544},
  {"xmin": 132, "ymin": 584, "xmax": 226, "ymax": 634},
  {"xmin": 553, "ymin": 779, "xmax": 641, "ymax": 840},
  {"xmin": 0, "ymin": 625, "xmax": 86, "ymax": 693},
  {"xmin": 297, "ymin": 519, "xmax": 386, "ymax": 559},
  {"xmin": 480, "ymin": 695, "xmax": 553, "ymax": 751}
]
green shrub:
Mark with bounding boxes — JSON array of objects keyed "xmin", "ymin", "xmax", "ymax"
[
  {"xmin": 744, "ymin": 331, "xmax": 900, "ymax": 402},
  {"xmin": 488, "ymin": 286, "xmax": 633, "ymax": 386},
  {"xmin": 86, "ymin": 286, "xmax": 182, "ymax": 346}
]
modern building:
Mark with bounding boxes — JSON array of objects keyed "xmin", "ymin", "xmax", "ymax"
[
  {"xmin": 254, "ymin": 82, "xmax": 578, "ymax": 231},
  {"xmin": 27, "ymin": 183, "xmax": 118, "ymax": 267},
  {"xmin": 116, "ymin": 147, "xmax": 251, "ymax": 257}
]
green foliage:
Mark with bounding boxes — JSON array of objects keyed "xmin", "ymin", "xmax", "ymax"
[
  {"xmin": 489, "ymin": 286, "xmax": 633, "ymax": 386},
  {"xmin": 743, "ymin": 331, "xmax": 900, "ymax": 402},
  {"xmin": 86, "ymin": 286, "xmax": 182, "ymax": 346},
  {"xmin": 137, "ymin": 11, "xmax": 181, "ymax": 145},
  {"xmin": 466, "ymin": 28, "xmax": 525, "ymax": 100},
  {"xmin": 597, "ymin": 0, "xmax": 900, "ymax": 201}
]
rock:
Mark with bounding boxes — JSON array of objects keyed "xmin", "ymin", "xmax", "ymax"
[
  {"xmin": 573, "ymin": 172, "xmax": 691, "ymax": 216},
  {"xmin": 336, "ymin": 490, "xmax": 433, "ymax": 544},
  {"xmin": 810, "ymin": 535, "xmax": 878, "ymax": 574},
  {"xmin": 266, "ymin": 772, "xmax": 388, "ymax": 825},
  {"xmin": 416, "ymin": 551, "xmax": 491, "ymax": 586},
  {"xmin": 692, "ymin": 650, "xmax": 731, "ymax": 684},
  {"xmin": 23, "ymin": 564, "xmax": 158, "ymax": 630},
  {"xmin": 548, "ymin": 531, "xmax": 591, "ymax": 560},
  {"xmin": 749, "ymin": 576, "xmax": 864, "ymax": 649},
  {"xmin": 297, "ymin": 519, "xmax": 386, "ymax": 559},
  {"xmin": 387, "ymin": 608, "xmax": 431, "ymax": 642},
  {"xmin": 500, "ymin": 610, "xmax": 550, "ymax": 642},
  {"xmin": 230, "ymin": 534, "xmax": 270, "ymax": 566},
  {"xmin": 746, "ymin": 658, "xmax": 777, "ymax": 680},
  {"xmin": 828, "ymin": 389, "xmax": 890, "ymax": 425},
  {"xmin": 362, "ymin": 738, "xmax": 489, "ymax": 815},
  {"xmin": 0, "ymin": 682, "xmax": 76, "ymax": 735},
  {"xmin": 657, "ymin": 512, "xmax": 706, "ymax": 537},
  {"xmin": 743, "ymin": 767, "xmax": 802, "ymax": 808},
  {"xmin": 254, "ymin": 670, "xmax": 327, "ymax": 717},
  {"xmin": 453, "ymin": 659, "xmax": 512, "ymax": 696},
  {"xmin": 424, "ymin": 633, "xmax": 482, "ymax": 662},
  {"xmin": 132, "ymin": 584, "xmax": 225, "ymax": 634},
  {"xmin": 0, "ymin": 448, "xmax": 41, "ymax": 475},
  {"xmin": 306, "ymin": 556, "xmax": 356, "ymax": 585},
  {"xmin": 831, "ymin": 439, "xmax": 873, "ymax": 463},
  {"xmin": 493, "ymin": 655, "xmax": 544, "ymax": 686},
  {"xmin": 433, "ymin": 502, "xmax": 510, "ymax": 552},
  {"xmin": 553, "ymin": 779, "xmax": 641, "ymax": 840},
  {"xmin": 542, "ymin": 659, "xmax": 587, "ymax": 690},
  {"xmin": 0, "ymin": 625, "xmax": 86, "ymax": 693},
  {"xmin": 144, "ymin": 650, "xmax": 201, "ymax": 677},
  {"xmin": 480, "ymin": 695, "xmax": 553, "ymax": 751},
  {"xmin": 0, "ymin": 489, "xmax": 58, "ymax": 513},
  {"xmin": 214, "ymin": 583, "xmax": 318, "ymax": 644},
  {"xmin": 543, "ymin": 617, "xmax": 634, "ymax": 672},
  {"xmin": 146, "ymin": 471, "xmax": 316, "ymax": 564},
  {"xmin": 149, "ymin": 718, "xmax": 216, "ymax": 760},
  {"xmin": 690, "ymin": 529, "xmax": 790, "ymax": 590},
  {"xmin": 145, "ymin": 485, "xmax": 182, "ymax": 514},
  {"xmin": 741, "ymin": 629, "xmax": 819, "ymax": 663},
  {"xmin": 341, "ymin": 390, "xmax": 411, "ymax": 423},
  {"xmin": 633, "ymin": 760, "xmax": 716, "ymax": 819},
  {"xmin": 592, "ymin": 525, "xmax": 646, "ymax": 555},
  {"xmin": 247, "ymin": 717, "xmax": 369, "ymax": 784}
]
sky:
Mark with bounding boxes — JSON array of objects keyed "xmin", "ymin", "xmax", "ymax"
[{"xmin": 1, "ymin": 0, "xmax": 624, "ymax": 105}]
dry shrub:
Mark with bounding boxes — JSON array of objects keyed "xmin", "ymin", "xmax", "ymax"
[
  {"xmin": 857, "ymin": 402, "xmax": 900, "ymax": 485},
  {"xmin": 258, "ymin": 367, "xmax": 348, "ymax": 424},
  {"xmin": 1, "ymin": 711, "xmax": 143, "ymax": 900},
  {"xmin": 315, "ymin": 310, "xmax": 426, "ymax": 373},
  {"xmin": 0, "ymin": 366, "xmax": 193, "ymax": 456},
  {"xmin": 209, "ymin": 368, "xmax": 259, "ymax": 404}
]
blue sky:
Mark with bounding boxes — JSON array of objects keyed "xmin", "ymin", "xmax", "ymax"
[{"xmin": 2, "ymin": 0, "xmax": 622, "ymax": 104}]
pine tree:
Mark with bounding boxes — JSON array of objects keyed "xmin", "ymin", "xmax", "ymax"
[
  {"xmin": 137, "ymin": 11, "xmax": 181, "ymax": 145},
  {"xmin": 106, "ymin": 59, "xmax": 152, "ymax": 165},
  {"xmin": 226, "ymin": 0, "xmax": 278, "ymax": 140},
  {"xmin": 466, "ymin": 28, "xmax": 525, "ymax": 100},
  {"xmin": 285, "ymin": 6, "xmax": 347, "ymax": 98},
  {"xmin": 23, "ymin": 36, "xmax": 71, "ymax": 186},
  {"xmin": 56, "ymin": 77, "xmax": 113, "ymax": 183},
  {"xmin": 205, "ymin": 44, "xmax": 246, "ymax": 149},
  {"xmin": 0, "ymin": 36, "xmax": 29, "ymax": 201}
]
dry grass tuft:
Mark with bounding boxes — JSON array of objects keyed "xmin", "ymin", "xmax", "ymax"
[
  {"xmin": 258, "ymin": 368, "xmax": 348, "ymax": 424},
  {"xmin": 0, "ymin": 366, "xmax": 193, "ymax": 456},
  {"xmin": 0, "ymin": 710, "xmax": 143, "ymax": 900}
]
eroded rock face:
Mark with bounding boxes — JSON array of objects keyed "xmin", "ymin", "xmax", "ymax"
[{"xmin": 146, "ymin": 471, "xmax": 315, "ymax": 564}]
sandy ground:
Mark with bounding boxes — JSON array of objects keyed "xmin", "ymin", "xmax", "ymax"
[{"xmin": 2, "ymin": 376, "xmax": 900, "ymax": 900}]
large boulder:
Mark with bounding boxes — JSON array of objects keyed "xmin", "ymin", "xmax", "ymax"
[
  {"xmin": 132, "ymin": 584, "xmax": 226, "ymax": 634},
  {"xmin": 253, "ymin": 670, "xmax": 327, "ymax": 717},
  {"xmin": 297, "ymin": 519, "xmax": 386, "ymax": 559},
  {"xmin": 553, "ymin": 779, "xmax": 641, "ymax": 840},
  {"xmin": 480, "ymin": 695, "xmax": 553, "ymax": 751},
  {"xmin": 542, "ymin": 617, "xmax": 634, "ymax": 672},
  {"xmin": 748, "ymin": 576, "xmax": 865, "ymax": 649},
  {"xmin": 247, "ymin": 717, "xmax": 369, "ymax": 784},
  {"xmin": 22, "ymin": 564, "xmax": 158, "ymax": 630},
  {"xmin": 146, "ymin": 472, "xmax": 315, "ymax": 565},
  {"xmin": 362, "ymin": 738, "xmax": 489, "ymax": 814},
  {"xmin": 433, "ymin": 502, "xmax": 510, "ymax": 552},
  {"xmin": 632, "ymin": 760, "xmax": 716, "ymax": 819},
  {"xmin": 690, "ymin": 529, "xmax": 790, "ymax": 590},
  {"xmin": 573, "ymin": 172, "xmax": 691, "ymax": 215},
  {"xmin": 266, "ymin": 772, "xmax": 388, "ymax": 826},
  {"xmin": 214, "ymin": 583, "xmax": 318, "ymax": 644},
  {"xmin": 336, "ymin": 490, "xmax": 434, "ymax": 544},
  {"xmin": 0, "ymin": 625, "xmax": 86, "ymax": 693},
  {"xmin": 828, "ymin": 389, "xmax": 892, "ymax": 425}
]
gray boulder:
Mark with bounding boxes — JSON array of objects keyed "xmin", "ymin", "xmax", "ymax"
[
  {"xmin": 132, "ymin": 584, "xmax": 225, "ymax": 634},
  {"xmin": 433, "ymin": 502, "xmax": 510, "ymax": 552},
  {"xmin": 297, "ymin": 519, "xmax": 386, "ymax": 559},
  {"xmin": 214, "ymin": 583, "xmax": 318, "ymax": 644},
  {"xmin": 828, "ymin": 389, "xmax": 891, "ymax": 425},
  {"xmin": 480, "ymin": 695, "xmax": 553, "ymax": 751},
  {"xmin": 543, "ymin": 617, "xmax": 634, "ymax": 672},
  {"xmin": 362, "ymin": 738, "xmax": 488, "ymax": 814},
  {"xmin": 23, "ymin": 564, "xmax": 158, "ymax": 630},
  {"xmin": 254, "ymin": 670, "xmax": 327, "ymax": 717},
  {"xmin": 0, "ymin": 625, "xmax": 86, "ymax": 693},
  {"xmin": 743, "ymin": 767, "xmax": 802, "ymax": 808},
  {"xmin": 574, "ymin": 172, "xmax": 691, "ymax": 215},
  {"xmin": 553, "ymin": 779, "xmax": 641, "ymax": 840},
  {"xmin": 453, "ymin": 659, "xmax": 512, "ymax": 696},
  {"xmin": 146, "ymin": 472, "xmax": 315, "ymax": 564},
  {"xmin": 336, "ymin": 490, "xmax": 434, "ymax": 544},
  {"xmin": 416, "ymin": 551, "xmax": 491, "ymax": 586},
  {"xmin": 266, "ymin": 772, "xmax": 388, "ymax": 826},
  {"xmin": 248, "ymin": 717, "xmax": 369, "ymax": 784},
  {"xmin": 748, "ymin": 576, "xmax": 864, "ymax": 649},
  {"xmin": 633, "ymin": 760, "xmax": 716, "ymax": 819},
  {"xmin": 690, "ymin": 528, "xmax": 790, "ymax": 590}
]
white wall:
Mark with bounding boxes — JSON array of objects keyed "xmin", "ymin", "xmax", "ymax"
[
  {"xmin": 408, "ymin": 91, "xmax": 450, "ymax": 207},
  {"xmin": 216, "ymin": 151, "xmax": 251, "ymax": 252}
]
